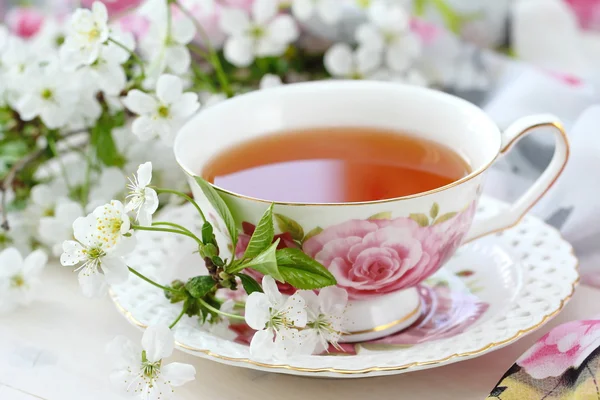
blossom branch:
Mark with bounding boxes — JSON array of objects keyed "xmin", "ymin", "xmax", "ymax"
[
  {"xmin": 0, "ymin": 129, "xmax": 88, "ymax": 231},
  {"xmin": 173, "ymin": 0, "xmax": 233, "ymax": 97},
  {"xmin": 132, "ymin": 224, "xmax": 203, "ymax": 245},
  {"xmin": 169, "ymin": 303, "xmax": 188, "ymax": 329},
  {"xmin": 197, "ymin": 297, "xmax": 245, "ymax": 321},
  {"xmin": 107, "ymin": 37, "xmax": 146, "ymax": 82},
  {"xmin": 152, "ymin": 187, "xmax": 206, "ymax": 222},
  {"xmin": 128, "ymin": 266, "xmax": 182, "ymax": 294}
]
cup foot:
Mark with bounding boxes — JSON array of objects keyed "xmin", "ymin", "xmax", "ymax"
[{"xmin": 341, "ymin": 287, "xmax": 422, "ymax": 343}]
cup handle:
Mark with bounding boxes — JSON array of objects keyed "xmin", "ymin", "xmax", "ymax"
[{"xmin": 463, "ymin": 114, "xmax": 570, "ymax": 243}]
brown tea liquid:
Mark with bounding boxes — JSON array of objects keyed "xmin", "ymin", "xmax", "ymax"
[{"xmin": 203, "ymin": 127, "xmax": 470, "ymax": 203}]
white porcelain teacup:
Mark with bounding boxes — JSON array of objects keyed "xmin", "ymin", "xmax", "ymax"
[{"xmin": 174, "ymin": 81, "xmax": 569, "ymax": 342}]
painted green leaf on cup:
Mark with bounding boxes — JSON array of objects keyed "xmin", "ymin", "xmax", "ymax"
[
  {"xmin": 434, "ymin": 212, "xmax": 458, "ymax": 224},
  {"xmin": 241, "ymin": 240, "xmax": 283, "ymax": 282},
  {"xmin": 185, "ymin": 276, "xmax": 216, "ymax": 299},
  {"xmin": 303, "ymin": 226, "xmax": 324, "ymax": 242},
  {"xmin": 237, "ymin": 273, "xmax": 263, "ymax": 295},
  {"xmin": 274, "ymin": 213, "xmax": 304, "ymax": 242},
  {"xmin": 430, "ymin": 203, "xmax": 440, "ymax": 219},
  {"xmin": 409, "ymin": 213, "xmax": 430, "ymax": 227},
  {"xmin": 244, "ymin": 204, "xmax": 274, "ymax": 259},
  {"xmin": 195, "ymin": 177, "xmax": 238, "ymax": 246},
  {"xmin": 368, "ymin": 212, "xmax": 392, "ymax": 220},
  {"xmin": 276, "ymin": 248, "xmax": 337, "ymax": 289}
]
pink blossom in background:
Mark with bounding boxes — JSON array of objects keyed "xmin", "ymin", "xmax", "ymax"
[
  {"xmin": 6, "ymin": 7, "xmax": 45, "ymax": 38},
  {"xmin": 517, "ymin": 319, "xmax": 600, "ymax": 379},
  {"xmin": 116, "ymin": 13, "xmax": 150, "ymax": 39},
  {"xmin": 81, "ymin": 0, "xmax": 143, "ymax": 16},
  {"xmin": 410, "ymin": 18, "xmax": 441, "ymax": 45},
  {"xmin": 543, "ymin": 68, "xmax": 583, "ymax": 86},
  {"xmin": 565, "ymin": 0, "xmax": 600, "ymax": 30}
]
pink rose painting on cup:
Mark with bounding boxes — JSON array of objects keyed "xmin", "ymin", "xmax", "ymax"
[
  {"xmin": 303, "ymin": 202, "xmax": 476, "ymax": 300},
  {"xmin": 487, "ymin": 318, "xmax": 600, "ymax": 399}
]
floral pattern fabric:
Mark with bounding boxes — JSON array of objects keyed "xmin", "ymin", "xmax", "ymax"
[{"xmin": 488, "ymin": 318, "xmax": 600, "ymax": 399}]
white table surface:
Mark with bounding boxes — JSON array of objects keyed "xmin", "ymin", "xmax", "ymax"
[{"xmin": 0, "ymin": 266, "xmax": 595, "ymax": 400}]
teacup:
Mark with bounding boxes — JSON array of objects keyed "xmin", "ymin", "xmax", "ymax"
[{"xmin": 174, "ymin": 81, "xmax": 569, "ymax": 342}]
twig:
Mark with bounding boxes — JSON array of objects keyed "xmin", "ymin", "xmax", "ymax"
[{"xmin": 0, "ymin": 128, "xmax": 88, "ymax": 231}]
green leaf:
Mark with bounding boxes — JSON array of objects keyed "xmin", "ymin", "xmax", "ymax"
[
  {"xmin": 430, "ymin": 203, "xmax": 440, "ymax": 219},
  {"xmin": 433, "ymin": 212, "xmax": 458, "ymax": 224},
  {"xmin": 237, "ymin": 273, "xmax": 264, "ymax": 295},
  {"xmin": 201, "ymin": 222, "xmax": 216, "ymax": 246},
  {"xmin": 274, "ymin": 213, "xmax": 304, "ymax": 242},
  {"xmin": 240, "ymin": 240, "xmax": 283, "ymax": 282},
  {"xmin": 431, "ymin": 0, "xmax": 462, "ymax": 33},
  {"xmin": 195, "ymin": 177, "xmax": 238, "ymax": 246},
  {"xmin": 303, "ymin": 226, "xmax": 323, "ymax": 242},
  {"xmin": 90, "ymin": 111, "xmax": 125, "ymax": 167},
  {"xmin": 185, "ymin": 276, "xmax": 216, "ymax": 299},
  {"xmin": 368, "ymin": 212, "xmax": 392, "ymax": 220},
  {"xmin": 409, "ymin": 213, "xmax": 430, "ymax": 227},
  {"xmin": 276, "ymin": 248, "xmax": 337, "ymax": 290},
  {"xmin": 244, "ymin": 204, "xmax": 274, "ymax": 259}
]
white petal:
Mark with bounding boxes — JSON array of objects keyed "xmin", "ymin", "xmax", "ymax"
[
  {"xmin": 109, "ymin": 235, "xmax": 137, "ymax": 257},
  {"xmin": 317, "ymin": 0, "xmax": 343, "ymax": 25},
  {"xmin": 132, "ymin": 116, "xmax": 157, "ymax": 141},
  {"xmin": 60, "ymin": 240, "xmax": 85, "ymax": 266},
  {"xmin": 298, "ymin": 290, "xmax": 319, "ymax": 313},
  {"xmin": 324, "ymin": 43, "xmax": 353, "ymax": 77},
  {"xmin": 0, "ymin": 247, "xmax": 23, "ymax": 278},
  {"xmin": 100, "ymin": 256, "xmax": 129, "ymax": 285},
  {"xmin": 165, "ymin": 45, "xmax": 191, "ymax": 75},
  {"xmin": 171, "ymin": 93, "xmax": 200, "ymax": 120},
  {"xmin": 267, "ymin": 15, "xmax": 299, "ymax": 44},
  {"xmin": 273, "ymin": 327, "xmax": 301, "ymax": 358},
  {"xmin": 30, "ymin": 184, "xmax": 54, "ymax": 208},
  {"xmin": 122, "ymin": 90, "xmax": 158, "ymax": 115},
  {"xmin": 156, "ymin": 74, "xmax": 183, "ymax": 105},
  {"xmin": 92, "ymin": 2, "xmax": 108, "ymax": 25},
  {"xmin": 72, "ymin": 214, "xmax": 96, "ymax": 246},
  {"xmin": 142, "ymin": 187, "xmax": 159, "ymax": 214},
  {"xmin": 55, "ymin": 200, "xmax": 84, "ymax": 224},
  {"xmin": 355, "ymin": 24, "xmax": 385, "ymax": 50},
  {"xmin": 78, "ymin": 267, "xmax": 107, "ymax": 298},
  {"xmin": 137, "ymin": 162, "xmax": 153, "ymax": 187},
  {"xmin": 282, "ymin": 293, "xmax": 307, "ymax": 327},
  {"xmin": 261, "ymin": 275, "xmax": 283, "ymax": 307},
  {"xmin": 161, "ymin": 362, "xmax": 196, "ymax": 386},
  {"xmin": 224, "ymin": 36, "xmax": 255, "ymax": 67},
  {"xmin": 318, "ymin": 286, "xmax": 348, "ymax": 315},
  {"xmin": 97, "ymin": 63, "xmax": 127, "ymax": 96},
  {"xmin": 171, "ymin": 16, "xmax": 196, "ymax": 45},
  {"xmin": 245, "ymin": 292, "xmax": 271, "ymax": 330},
  {"xmin": 249, "ymin": 329, "xmax": 275, "ymax": 359},
  {"xmin": 259, "ymin": 74, "xmax": 282, "ymax": 89},
  {"xmin": 292, "ymin": 0, "xmax": 314, "ymax": 21},
  {"xmin": 138, "ymin": 210, "xmax": 153, "ymax": 227},
  {"xmin": 252, "ymin": 0, "xmax": 278, "ymax": 25},
  {"xmin": 16, "ymin": 94, "xmax": 42, "ymax": 121},
  {"xmin": 356, "ymin": 46, "xmax": 383, "ymax": 75},
  {"xmin": 142, "ymin": 324, "xmax": 175, "ymax": 362},
  {"xmin": 220, "ymin": 9, "xmax": 251, "ymax": 36},
  {"xmin": 22, "ymin": 249, "xmax": 48, "ymax": 278}
]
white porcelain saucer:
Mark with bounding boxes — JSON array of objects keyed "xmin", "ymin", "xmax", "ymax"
[{"xmin": 110, "ymin": 196, "xmax": 579, "ymax": 378}]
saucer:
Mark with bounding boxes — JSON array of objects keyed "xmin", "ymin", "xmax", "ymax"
[{"xmin": 110, "ymin": 196, "xmax": 579, "ymax": 378}]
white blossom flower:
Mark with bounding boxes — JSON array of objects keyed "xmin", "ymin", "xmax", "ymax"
[
  {"xmin": 220, "ymin": 0, "xmax": 299, "ymax": 67},
  {"xmin": 298, "ymin": 287, "xmax": 347, "ymax": 354},
  {"xmin": 122, "ymin": 74, "xmax": 200, "ymax": 144},
  {"xmin": 92, "ymin": 200, "xmax": 132, "ymax": 247},
  {"xmin": 0, "ymin": 212, "xmax": 35, "ymax": 255},
  {"xmin": 1, "ymin": 36, "xmax": 39, "ymax": 106},
  {"xmin": 78, "ymin": 31, "xmax": 135, "ymax": 95},
  {"xmin": 126, "ymin": 162, "xmax": 159, "ymax": 227},
  {"xmin": 291, "ymin": 0, "xmax": 343, "ymax": 25},
  {"xmin": 25, "ymin": 180, "xmax": 69, "ymax": 223},
  {"xmin": 60, "ymin": 214, "xmax": 135, "ymax": 298},
  {"xmin": 355, "ymin": 1, "xmax": 421, "ymax": 72},
  {"xmin": 60, "ymin": 1, "xmax": 110, "ymax": 68},
  {"xmin": 259, "ymin": 73, "xmax": 283, "ymax": 89},
  {"xmin": 106, "ymin": 324, "xmax": 196, "ymax": 399},
  {"xmin": 245, "ymin": 275, "xmax": 307, "ymax": 359},
  {"xmin": 66, "ymin": 86, "xmax": 103, "ymax": 130},
  {"xmin": 141, "ymin": 10, "xmax": 196, "ymax": 78},
  {"xmin": 324, "ymin": 43, "xmax": 382, "ymax": 79},
  {"xmin": 39, "ymin": 199, "xmax": 85, "ymax": 257},
  {"xmin": 0, "ymin": 248, "xmax": 48, "ymax": 313},
  {"xmin": 16, "ymin": 59, "xmax": 79, "ymax": 129}
]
